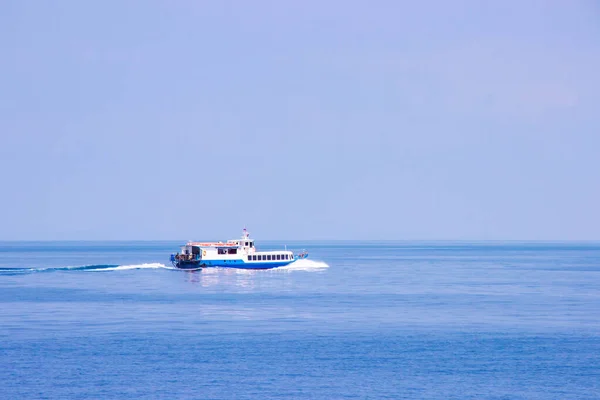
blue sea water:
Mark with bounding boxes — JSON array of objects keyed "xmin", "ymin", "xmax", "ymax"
[{"xmin": 1, "ymin": 241, "xmax": 599, "ymax": 399}]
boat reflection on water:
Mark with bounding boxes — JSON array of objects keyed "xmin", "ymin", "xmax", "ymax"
[
  {"xmin": 183, "ymin": 269, "xmax": 201, "ymax": 284},
  {"xmin": 203, "ymin": 268, "xmax": 252, "ymax": 289},
  {"xmin": 182, "ymin": 267, "xmax": 286, "ymax": 291}
]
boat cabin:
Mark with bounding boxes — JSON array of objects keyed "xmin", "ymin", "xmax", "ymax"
[{"xmin": 177, "ymin": 228, "xmax": 296, "ymax": 264}]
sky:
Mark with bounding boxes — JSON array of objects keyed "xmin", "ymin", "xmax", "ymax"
[{"xmin": 0, "ymin": 0, "xmax": 599, "ymax": 241}]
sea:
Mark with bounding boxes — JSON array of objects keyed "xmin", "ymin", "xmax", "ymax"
[{"xmin": 1, "ymin": 241, "xmax": 599, "ymax": 399}]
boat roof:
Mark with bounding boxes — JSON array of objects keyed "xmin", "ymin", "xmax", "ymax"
[
  {"xmin": 185, "ymin": 228, "xmax": 254, "ymax": 248},
  {"xmin": 186, "ymin": 241, "xmax": 238, "ymax": 248}
]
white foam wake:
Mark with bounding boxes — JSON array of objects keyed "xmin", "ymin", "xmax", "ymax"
[
  {"xmin": 87, "ymin": 263, "xmax": 171, "ymax": 272},
  {"xmin": 276, "ymin": 259, "xmax": 330, "ymax": 271}
]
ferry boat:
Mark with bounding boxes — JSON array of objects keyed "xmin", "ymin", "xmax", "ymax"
[{"xmin": 170, "ymin": 228, "xmax": 308, "ymax": 270}]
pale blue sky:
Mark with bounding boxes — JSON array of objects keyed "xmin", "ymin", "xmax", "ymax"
[{"xmin": 1, "ymin": 1, "xmax": 599, "ymax": 240}]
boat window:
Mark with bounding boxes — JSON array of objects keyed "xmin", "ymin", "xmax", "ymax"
[
  {"xmin": 218, "ymin": 248, "xmax": 227, "ymax": 255},
  {"xmin": 276, "ymin": 254, "xmax": 280, "ymax": 260},
  {"xmin": 252, "ymin": 255, "xmax": 256, "ymax": 261},
  {"xmin": 250, "ymin": 242, "xmax": 253, "ymax": 248},
  {"xmin": 259, "ymin": 255, "xmax": 263, "ymax": 261},
  {"xmin": 247, "ymin": 256, "xmax": 251, "ymax": 261},
  {"xmin": 266, "ymin": 255, "xmax": 271, "ymax": 260},
  {"xmin": 227, "ymin": 248, "xmax": 237, "ymax": 254}
]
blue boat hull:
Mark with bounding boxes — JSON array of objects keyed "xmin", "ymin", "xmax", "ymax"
[
  {"xmin": 201, "ymin": 259, "xmax": 296, "ymax": 269},
  {"xmin": 171, "ymin": 253, "xmax": 308, "ymax": 270}
]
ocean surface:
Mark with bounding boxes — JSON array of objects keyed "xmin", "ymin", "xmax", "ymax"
[{"xmin": 1, "ymin": 241, "xmax": 599, "ymax": 399}]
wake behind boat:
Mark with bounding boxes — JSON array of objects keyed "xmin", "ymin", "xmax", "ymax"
[{"xmin": 170, "ymin": 228, "xmax": 308, "ymax": 270}]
